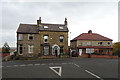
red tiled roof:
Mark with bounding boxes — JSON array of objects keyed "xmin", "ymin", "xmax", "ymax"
[
  {"xmin": 72, "ymin": 30, "xmax": 112, "ymax": 41},
  {"xmin": 77, "ymin": 46, "xmax": 113, "ymax": 49}
]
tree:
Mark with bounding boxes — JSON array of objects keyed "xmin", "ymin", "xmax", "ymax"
[
  {"xmin": 2, "ymin": 42, "xmax": 10, "ymax": 53},
  {"xmin": 112, "ymin": 42, "xmax": 120, "ymax": 56}
]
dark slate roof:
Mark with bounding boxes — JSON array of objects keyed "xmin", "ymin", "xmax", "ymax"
[
  {"xmin": 72, "ymin": 30, "xmax": 113, "ymax": 41},
  {"xmin": 17, "ymin": 24, "xmax": 39, "ymax": 33},
  {"xmin": 17, "ymin": 23, "xmax": 69, "ymax": 33},
  {"xmin": 39, "ymin": 23, "xmax": 69, "ymax": 32}
]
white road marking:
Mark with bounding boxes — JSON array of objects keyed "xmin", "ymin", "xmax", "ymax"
[
  {"xmin": 20, "ymin": 64, "xmax": 26, "ymax": 67},
  {"xmin": 73, "ymin": 63, "xmax": 80, "ymax": 68},
  {"xmin": 49, "ymin": 63, "xmax": 54, "ymax": 65},
  {"xmin": 6, "ymin": 66, "xmax": 11, "ymax": 67},
  {"xmin": 85, "ymin": 70, "xmax": 104, "ymax": 80},
  {"xmin": 41, "ymin": 64, "xmax": 46, "ymax": 65},
  {"xmin": 73, "ymin": 63, "xmax": 103, "ymax": 80},
  {"xmin": 13, "ymin": 65, "xmax": 18, "ymax": 67},
  {"xmin": 34, "ymin": 64, "xmax": 40, "ymax": 66},
  {"xmin": 27, "ymin": 64, "xmax": 33, "ymax": 66},
  {"xmin": 68, "ymin": 62, "xmax": 73, "ymax": 64},
  {"xmin": 61, "ymin": 63, "xmax": 67, "ymax": 64},
  {"xmin": 49, "ymin": 66, "xmax": 62, "ymax": 77}
]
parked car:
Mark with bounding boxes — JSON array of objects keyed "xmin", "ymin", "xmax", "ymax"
[{"xmin": 71, "ymin": 50, "xmax": 78, "ymax": 57}]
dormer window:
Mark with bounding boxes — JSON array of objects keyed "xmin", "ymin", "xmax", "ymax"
[
  {"xmin": 59, "ymin": 27, "xmax": 63, "ymax": 29},
  {"xmin": 44, "ymin": 26, "xmax": 48, "ymax": 29}
]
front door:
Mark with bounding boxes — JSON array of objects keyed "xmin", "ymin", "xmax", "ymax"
[
  {"xmin": 55, "ymin": 49, "xmax": 58, "ymax": 56},
  {"xmin": 52, "ymin": 44, "xmax": 60, "ymax": 56},
  {"xmin": 79, "ymin": 49, "xmax": 82, "ymax": 56}
]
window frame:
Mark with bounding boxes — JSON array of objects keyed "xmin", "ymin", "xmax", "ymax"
[
  {"xmin": 28, "ymin": 45, "xmax": 34, "ymax": 53},
  {"xmin": 18, "ymin": 44, "xmax": 23, "ymax": 55},
  {"xmin": 44, "ymin": 35, "xmax": 49, "ymax": 43},
  {"xmin": 98, "ymin": 42, "xmax": 103, "ymax": 46},
  {"xmin": 43, "ymin": 46, "xmax": 49, "ymax": 55},
  {"xmin": 86, "ymin": 48, "xmax": 94, "ymax": 53},
  {"xmin": 18, "ymin": 34, "xmax": 23, "ymax": 40},
  {"xmin": 87, "ymin": 42, "xmax": 92, "ymax": 46},
  {"xmin": 59, "ymin": 35, "xmax": 64, "ymax": 42},
  {"xmin": 60, "ymin": 46, "xmax": 64, "ymax": 54},
  {"xmin": 107, "ymin": 42, "xmax": 111, "ymax": 46},
  {"xmin": 28, "ymin": 34, "xmax": 34, "ymax": 40}
]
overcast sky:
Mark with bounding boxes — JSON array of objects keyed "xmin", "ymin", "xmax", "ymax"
[{"xmin": 0, "ymin": 0, "xmax": 118, "ymax": 47}]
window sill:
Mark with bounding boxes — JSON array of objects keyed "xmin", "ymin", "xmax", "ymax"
[{"xmin": 18, "ymin": 40, "xmax": 23, "ymax": 41}]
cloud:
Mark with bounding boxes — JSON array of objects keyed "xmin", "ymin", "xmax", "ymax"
[{"xmin": 1, "ymin": 2, "xmax": 118, "ymax": 47}]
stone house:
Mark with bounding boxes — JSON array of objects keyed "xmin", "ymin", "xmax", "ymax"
[
  {"xmin": 17, "ymin": 17, "xmax": 69, "ymax": 57},
  {"xmin": 70, "ymin": 30, "xmax": 113, "ymax": 56}
]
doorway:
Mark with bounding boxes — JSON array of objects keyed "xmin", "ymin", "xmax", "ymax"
[{"xmin": 52, "ymin": 44, "xmax": 60, "ymax": 56}]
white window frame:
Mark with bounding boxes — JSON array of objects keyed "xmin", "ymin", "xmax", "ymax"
[
  {"xmin": 78, "ymin": 42, "xmax": 82, "ymax": 46},
  {"xmin": 98, "ymin": 42, "xmax": 103, "ymax": 46},
  {"xmin": 44, "ymin": 35, "xmax": 48, "ymax": 43},
  {"xmin": 86, "ymin": 48, "xmax": 94, "ymax": 53},
  {"xmin": 28, "ymin": 45, "xmax": 34, "ymax": 53},
  {"xmin": 87, "ymin": 42, "xmax": 92, "ymax": 46},
  {"xmin": 60, "ymin": 35, "xmax": 64, "ymax": 42},
  {"xmin": 28, "ymin": 34, "xmax": 34, "ymax": 40},
  {"xmin": 107, "ymin": 42, "xmax": 111, "ymax": 46},
  {"xmin": 18, "ymin": 34, "xmax": 23, "ymax": 40},
  {"xmin": 44, "ymin": 46, "xmax": 49, "ymax": 55}
]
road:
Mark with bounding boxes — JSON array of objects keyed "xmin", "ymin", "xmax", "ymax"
[{"xmin": 1, "ymin": 58, "xmax": 119, "ymax": 80}]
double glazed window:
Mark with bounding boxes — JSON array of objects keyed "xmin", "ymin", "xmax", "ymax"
[
  {"xmin": 44, "ymin": 46, "xmax": 49, "ymax": 55},
  {"xmin": 28, "ymin": 34, "xmax": 34, "ymax": 40},
  {"xmin": 60, "ymin": 35, "xmax": 64, "ymax": 42},
  {"xmin": 18, "ymin": 34, "xmax": 23, "ymax": 40},
  {"xmin": 44, "ymin": 35, "xmax": 48, "ymax": 43},
  {"xmin": 86, "ymin": 48, "xmax": 94, "ymax": 53},
  {"xmin": 28, "ymin": 45, "xmax": 34, "ymax": 53}
]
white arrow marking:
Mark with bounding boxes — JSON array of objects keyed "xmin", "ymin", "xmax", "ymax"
[{"xmin": 49, "ymin": 66, "xmax": 62, "ymax": 76}]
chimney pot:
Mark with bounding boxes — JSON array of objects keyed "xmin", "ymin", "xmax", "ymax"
[{"xmin": 88, "ymin": 30, "xmax": 92, "ymax": 34}]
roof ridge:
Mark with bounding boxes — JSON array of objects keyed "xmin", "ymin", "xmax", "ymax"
[
  {"xmin": 72, "ymin": 32, "xmax": 112, "ymax": 41},
  {"xmin": 41, "ymin": 23, "xmax": 65, "ymax": 26},
  {"xmin": 20, "ymin": 23, "xmax": 37, "ymax": 26}
]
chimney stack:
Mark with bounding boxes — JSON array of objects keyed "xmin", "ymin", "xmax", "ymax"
[
  {"xmin": 64, "ymin": 18, "xmax": 67, "ymax": 27},
  {"xmin": 88, "ymin": 30, "xmax": 92, "ymax": 34},
  {"xmin": 37, "ymin": 17, "xmax": 42, "ymax": 26}
]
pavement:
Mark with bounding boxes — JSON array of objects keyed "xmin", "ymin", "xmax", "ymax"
[{"xmin": 1, "ymin": 58, "xmax": 119, "ymax": 80}]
